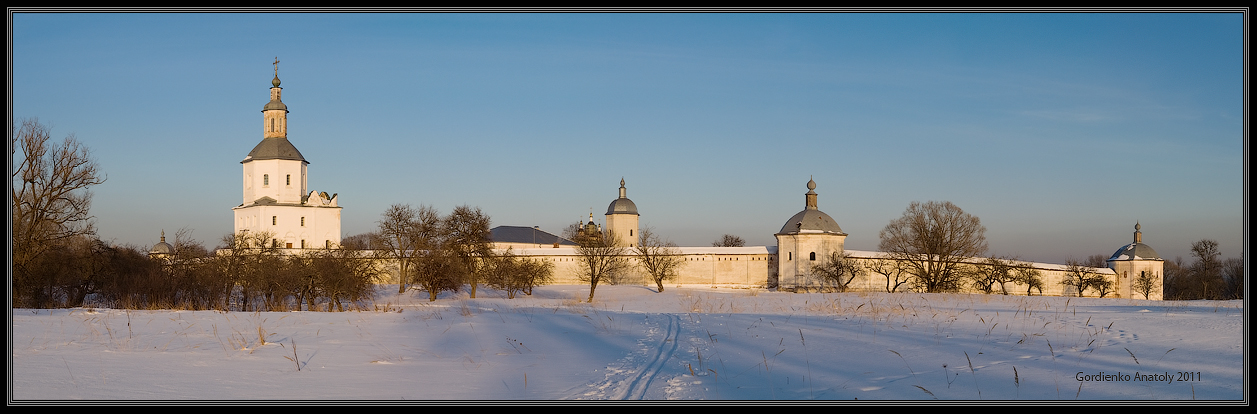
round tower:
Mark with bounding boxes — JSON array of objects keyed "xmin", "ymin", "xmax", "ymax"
[
  {"xmin": 774, "ymin": 177, "xmax": 847, "ymax": 290},
  {"xmin": 605, "ymin": 178, "xmax": 640, "ymax": 248},
  {"xmin": 1107, "ymin": 222, "xmax": 1165, "ymax": 300},
  {"xmin": 149, "ymin": 230, "xmax": 174, "ymax": 262}
]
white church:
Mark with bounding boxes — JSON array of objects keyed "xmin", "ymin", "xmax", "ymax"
[
  {"xmin": 211, "ymin": 66, "xmax": 1164, "ymax": 300},
  {"xmin": 231, "ymin": 65, "xmax": 342, "ymax": 249}
]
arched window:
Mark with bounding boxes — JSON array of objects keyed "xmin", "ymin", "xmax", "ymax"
[
  {"xmin": 272, "ymin": 216, "xmax": 276, "ymax": 225},
  {"xmin": 809, "ymin": 252, "xmax": 816, "ymax": 261},
  {"xmin": 300, "ymin": 217, "xmax": 305, "ymax": 226},
  {"xmin": 263, "ymin": 174, "xmax": 269, "ymax": 186},
  {"xmin": 286, "ymin": 174, "xmax": 291, "ymax": 186}
]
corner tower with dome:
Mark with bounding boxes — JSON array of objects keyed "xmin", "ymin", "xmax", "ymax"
[
  {"xmin": 149, "ymin": 230, "xmax": 173, "ymax": 262},
  {"xmin": 1107, "ymin": 222, "xmax": 1164, "ymax": 300},
  {"xmin": 232, "ymin": 61, "xmax": 342, "ymax": 249},
  {"xmin": 605, "ymin": 178, "xmax": 640, "ymax": 248},
  {"xmin": 775, "ymin": 177, "xmax": 847, "ymax": 289}
]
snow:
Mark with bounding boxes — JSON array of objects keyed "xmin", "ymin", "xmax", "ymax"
[{"xmin": 10, "ymin": 285, "xmax": 1245, "ymax": 402}]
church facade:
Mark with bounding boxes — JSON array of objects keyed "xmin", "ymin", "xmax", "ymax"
[{"xmin": 232, "ymin": 67, "xmax": 342, "ymax": 249}]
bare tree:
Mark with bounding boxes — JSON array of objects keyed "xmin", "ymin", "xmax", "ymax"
[
  {"xmin": 1084, "ymin": 254, "xmax": 1113, "ymax": 297},
  {"xmin": 374, "ymin": 204, "xmax": 440, "ymax": 294},
  {"xmin": 865, "ymin": 257, "xmax": 912, "ymax": 293},
  {"xmin": 635, "ymin": 227, "xmax": 684, "ymax": 292},
  {"xmin": 485, "ymin": 248, "xmax": 555, "ymax": 299},
  {"xmin": 1222, "ymin": 257, "xmax": 1244, "ymax": 300},
  {"xmin": 307, "ymin": 244, "xmax": 379, "ymax": 311},
  {"xmin": 808, "ymin": 251, "xmax": 863, "ymax": 292},
  {"xmin": 96, "ymin": 242, "xmax": 166, "ymax": 309},
  {"xmin": 1014, "ymin": 266, "xmax": 1045, "ymax": 296},
  {"xmin": 518, "ymin": 254, "xmax": 554, "ymax": 296},
  {"xmin": 1132, "ymin": 269, "xmax": 1160, "ymax": 300},
  {"xmin": 573, "ymin": 229, "xmax": 629, "ymax": 302},
  {"xmin": 712, "ymin": 234, "xmax": 746, "ymax": 247},
  {"xmin": 1189, "ymin": 239, "xmax": 1224, "ymax": 300},
  {"xmin": 1083, "ymin": 254, "xmax": 1109, "ymax": 270},
  {"xmin": 168, "ymin": 228, "xmax": 216, "ymax": 309},
  {"xmin": 444, "ymin": 205, "xmax": 493, "ymax": 298},
  {"xmin": 561, "ymin": 222, "xmax": 584, "ymax": 244},
  {"xmin": 1090, "ymin": 274, "xmax": 1115, "ymax": 298},
  {"xmin": 1163, "ymin": 256, "xmax": 1191, "ymax": 299},
  {"xmin": 32, "ymin": 235, "xmax": 111, "ymax": 308},
  {"xmin": 966, "ymin": 256, "xmax": 1014, "ymax": 295},
  {"xmin": 1061, "ymin": 259, "xmax": 1112, "ymax": 297},
  {"xmin": 485, "ymin": 249, "xmax": 524, "ymax": 299},
  {"xmin": 878, "ymin": 201, "xmax": 987, "ymax": 293},
  {"xmin": 12, "ymin": 118, "xmax": 106, "ymax": 303},
  {"xmin": 412, "ymin": 243, "xmax": 464, "ymax": 302},
  {"xmin": 214, "ymin": 230, "xmax": 281, "ymax": 311}
]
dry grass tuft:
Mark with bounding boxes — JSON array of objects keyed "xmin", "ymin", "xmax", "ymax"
[{"xmin": 458, "ymin": 301, "xmax": 477, "ymax": 317}]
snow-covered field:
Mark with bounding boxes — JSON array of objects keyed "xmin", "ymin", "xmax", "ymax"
[{"xmin": 10, "ymin": 285, "xmax": 1245, "ymax": 401}]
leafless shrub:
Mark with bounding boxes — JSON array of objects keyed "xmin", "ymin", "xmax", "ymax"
[
  {"xmin": 808, "ymin": 251, "xmax": 863, "ymax": 292},
  {"xmin": 711, "ymin": 234, "xmax": 745, "ymax": 247}
]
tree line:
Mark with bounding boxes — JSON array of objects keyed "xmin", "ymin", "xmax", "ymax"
[
  {"xmin": 371, "ymin": 204, "xmax": 554, "ymax": 302},
  {"xmin": 14, "ymin": 225, "xmax": 380, "ymax": 310},
  {"xmin": 1163, "ymin": 239, "xmax": 1244, "ymax": 300},
  {"xmin": 11, "ymin": 226, "xmax": 382, "ymax": 311}
]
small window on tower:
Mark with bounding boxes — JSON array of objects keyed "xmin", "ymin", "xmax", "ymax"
[
  {"xmin": 272, "ymin": 216, "xmax": 276, "ymax": 225},
  {"xmin": 286, "ymin": 175, "xmax": 291, "ymax": 186},
  {"xmin": 301, "ymin": 217, "xmax": 305, "ymax": 226},
  {"xmin": 809, "ymin": 252, "xmax": 816, "ymax": 261},
  {"xmin": 263, "ymin": 174, "xmax": 269, "ymax": 186}
]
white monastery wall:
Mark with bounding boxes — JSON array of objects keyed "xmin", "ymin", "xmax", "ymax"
[{"xmin": 214, "ymin": 69, "xmax": 1164, "ymax": 301}]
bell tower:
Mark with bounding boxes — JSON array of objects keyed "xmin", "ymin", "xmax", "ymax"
[
  {"xmin": 263, "ymin": 58, "xmax": 288, "ymax": 139},
  {"xmin": 233, "ymin": 59, "xmax": 342, "ymax": 249}
]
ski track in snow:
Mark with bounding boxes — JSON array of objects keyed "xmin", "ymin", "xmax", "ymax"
[{"xmin": 568, "ymin": 313, "xmax": 681, "ymax": 400}]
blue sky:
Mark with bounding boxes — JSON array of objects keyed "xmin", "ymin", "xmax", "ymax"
[{"xmin": 11, "ymin": 12, "xmax": 1245, "ymax": 263}]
